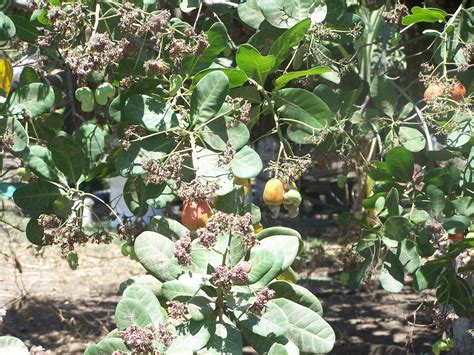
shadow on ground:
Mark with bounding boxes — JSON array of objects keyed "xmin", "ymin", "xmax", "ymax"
[
  {"xmin": 304, "ymin": 277, "xmax": 440, "ymax": 354},
  {"xmin": 3, "ymin": 295, "xmax": 118, "ymax": 354}
]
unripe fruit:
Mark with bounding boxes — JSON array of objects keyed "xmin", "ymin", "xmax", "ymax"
[
  {"xmin": 17, "ymin": 167, "xmax": 31, "ymax": 181},
  {"xmin": 268, "ymin": 204, "xmax": 280, "ymax": 219},
  {"xmin": 286, "ymin": 205, "xmax": 299, "ymax": 218},
  {"xmin": 448, "ymin": 232, "xmax": 464, "ymax": 241},
  {"xmin": 129, "ymin": 246, "xmax": 138, "ymax": 261},
  {"xmin": 182, "ymin": 200, "xmax": 212, "ymax": 230},
  {"xmin": 235, "ymin": 177, "xmax": 250, "ymax": 197},
  {"xmin": 423, "ymin": 81, "xmax": 466, "ymax": 101},
  {"xmin": 283, "ymin": 189, "xmax": 302, "ymax": 207},
  {"xmin": 263, "ymin": 179, "xmax": 285, "ymax": 205},
  {"xmin": 67, "ymin": 252, "xmax": 79, "ymax": 270},
  {"xmin": 121, "ymin": 242, "xmax": 132, "ymax": 256}
]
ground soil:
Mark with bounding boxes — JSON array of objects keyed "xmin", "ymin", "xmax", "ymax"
[{"xmin": 0, "ymin": 210, "xmax": 440, "ymax": 354}]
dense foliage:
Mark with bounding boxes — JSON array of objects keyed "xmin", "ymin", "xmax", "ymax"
[{"xmin": 0, "ymin": 0, "xmax": 473, "ymax": 353}]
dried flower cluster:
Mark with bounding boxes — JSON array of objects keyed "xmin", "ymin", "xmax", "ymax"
[
  {"xmin": 167, "ymin": 301, "xmax": 188, "ymax": 321},
  {"xmin": 265, "ymin": 154, "xmax": 312, "ymax": 182},
  {"xmin": 30, "ymin": 346, "xmax": 47, "ymax": 355},
  {"xmin": 37, "ymin": 214, "xmax": 112, "ymax": 255},
  {"xmin": 250, "ymin": 288, "xmax": 276, "ymax": 316},
  {"xmin": 177, "ymin": 180, "xmax": 219, "ymax": 202},
  {"xmin": 382, "ymin": 2, "xmax": 409, "ymax": 27},
  {"xmin": 0, "ymin": 132, "xmax": 14, "ymax": 153},
  {"xmin": 174, "ymin": 232, "xmax": 192, "ymax": 265},
  {"xmin": 225, "ymin": 96, "xmax": 252, "ymax": 128},
  {"xmin": 142, "ymin": 154, "xmax": 185, "ymax": 186},
  {"xmin": 211, "ymin": 265, "xmax": 250, "ymax": 290},
  {"xmin": 120, "ymin": 125, "xmax": 148, "ymax": 150},
  {"xmin": 119, "ymin": 323, "xmax": 175, "ymax": 352},
  {"xmin": 119, "ymin": 324, "xmax": 156, "ymax": 353},
  {"xmin": 117, "ymin": 218, "xmax": 145, "ymax": 243},
  {"xmin": 196, "ymin": 211, "xmax": 257, "ymax": 250},
  {"xmin": 218, "ymin": 142, "xmax": 236, "ymax": 166}
]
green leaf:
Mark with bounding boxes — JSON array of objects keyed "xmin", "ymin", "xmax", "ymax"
[
  {"xmin": 205, "ymin": 316, "xmax": 242, "ymax": 355},
  {"xmin": 193, "ymin": 68, "xmax": 248, "ymax": 89},
  {"xmin": 134, "ymin": 231, "xmax": 183, "ymax": 281},
  {"xmin": 0, "ymin": 116, "xmax": 28, "ymax": 155},
  {"xmin": 115, "ymin": 298, "xmax": 152, "ymax": 330},
  {"xmin": 180, "ymin": 0, "xmax": 199, "ymax": 13},
  {"xmin": 256, "ymin": 0, "xmax": 314, "ymax": 29},
  {"xmin": 385, "ymin": 187, "xmax": 399, "ymax": 217},
  {"xmin": 0, "ymin": 12, "xmax": 15, "ymax": 41},
  {"xmin": 269, "ymin": 280, "xmax": 323, "ymax": 315},
  {"xmin": 413, "ymin": 259, "xmax": 447, "ymax": 291},
  {"xmin": 0, "ymin": 336, "xmax": 29, "ymax": 355},
  {"xmin": 256, "ymin": 234, "xmax": 301, "ymax": 271},
  {"xmin": 230, "ymin": 146, "xmax": 263, "ymax": 179},
  {"xmin": 8, "ymin": 83, "xmax": 55, "ymax": 118},
  {"xmin": 446, "ymin": 113, "xmax": 471, "ymax": 148},
  {"xmin": 271, "ymin": 298, "xmax": 335, "ymax": 353},
  {"xmin": 123, "ymin": 176, "xmax": 148, "ymax": 217},
  {"xmin": 161, "ymin": 279, "xmax": 206, "ymax": 301},
  {"xmin": 451, "ymin": 197, "xmax": 474, "ymax": 217},
  {"xmin": 402, "ymin": 7, "xmax": 447, "ymax": 26},
  {"xmin": 182, "ymin": 23, "xmax": 229, "ymax": 74},
  {"xmin": 408, "ymin": 209, "xmax": 430, "ymax": 224},
  {"xmin": 240, "ymin": 301, "xmax": 289, "ymax": 337},
  {"xmin": 242, "ymin": 329, "xmax": 300, "ymax": 355},
  {"xmin": 13, "ymin": 181, "xmax": 61, "ymax": 212},
  {"xmin": 248, "ymin": 249, "xmax": 282, "ymax": 288},
  {"xmin": 398, "ymin": 127, "xmax": 426, "ymax": 152},
  {"xmin": 26, "ymin": 145, "xmax": 66, "ymax": 183},
  {"xmin": 256, "ymin": 226, "xmax": 302, "ymax": 241},
  {"xmin": 370, "ymin": 76, "xmax": 398, "ymax": 117},
  {"xmin": 379, "ymin": 251, "xmax": 405, "ymax": 292},
  {"xmin": 238, "ymin": 0, "xmax": 265, "ymax": 29},
  {"xmin": 188, "ymin": 296, "xmax": 215, "ymax": 322},
  {"xmin": 248, "ymin": 27, "xmax": 286, "ymax": 55},
  {"xmin": 119, "ymin": 275, "xmax": 163, "ymax": 297},
  {"xmin": 148, "ymin": 216, "xmax": 189, "ymax": 241},
  {"xmin": 50, "ymin": 135, "xmax": 85, "ymax": 184},
  {"xmin": 385, "ymin": 147, "xmax": 414, "ymax": 182},
  {"xmin": 427, "ymin": 185, "xmax": 445, "ymax": 217},
  {"xmin": 115, "ymin": 135, "xmax": 174, "ymax": 176},
  {"xmin": 190, "ymin": 71, "xmax": 229, "ymax": 124},
  {"xmin": 94, "ymin": 338, "xmax": 129, "ymax": 353},
  {"xmin": 26, "ymin": 216, "xmax": 44, "ymax": 245},
  {"xmin": 10, "ymin": 15, "xmax": 38, "ymax": 43},
  {"xmin": 200, "ymin": 116, "xmax": 250, "ymax": 151},
  {"xmin": 122, "ymin": 285, "xmax": 167, "ymax": 324},
  {"xmin": 443, "ymin": 215, "xmax": 471, "ymax": 234},
  {"xmin": 74, "ymin": 123, "xmax": 106, "ymax": 172},
  {"xmin": 214, "ymin": 186, "xmax": 245, "ymax": 214},
  {"xmin": 275, "ymin": 67, "xmax": 333, "ymax": 88},
  {"xmin": 269, "ymin": 19, "xmax": 311, "ymax": 68},
  {"xmin": 384, "ymin": 216, "xmax": 412, "ymax": 241},
  {"xmin": 436, "ymin": 270, "xmax": 472, "ymax": 316},
  {"xmin": 236, "ymin": 44, "xmax": 276, "ymax": 86},
  {"xmin": 167, "ymin": 320, "xmax": 215, "ymax": 353},
  {"xmin": 275, "ymin": 88, "xmax": 332, "ymax": 134},
  {"xmin": 123, "ymin": 95, "xmax": 179, "ymax": 132},
  {"xmin": 393, "ymin": 240, "xmax": 421, "ymax": 274}
]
